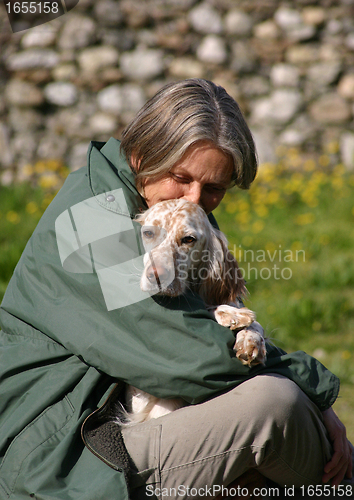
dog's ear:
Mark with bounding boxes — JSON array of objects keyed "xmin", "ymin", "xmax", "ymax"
[
  {"xmin": 198, "ymin": 227, "xmax": 246, "ymax": 306},
  {"xmin": 134, "ymin": 212, "xmax": 145, "ymax": 226}
]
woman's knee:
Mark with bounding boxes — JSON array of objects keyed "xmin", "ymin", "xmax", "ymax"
[
  {"xmin": 225, "ymin": 374, "xmax": 326, "ymax": 444},
  {"xmin": 228, "ymin": 374, "xmax": 310, "ymax": 421}
]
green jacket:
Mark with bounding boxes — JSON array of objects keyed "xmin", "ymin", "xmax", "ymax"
[{"xmin": 0, "ymin": 138, "xmax": 339, "ymax": 500}]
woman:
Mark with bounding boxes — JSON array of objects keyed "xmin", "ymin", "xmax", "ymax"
[{"xmin": 0, "ymin": 79, "xmax": 352, "ymax": 500}]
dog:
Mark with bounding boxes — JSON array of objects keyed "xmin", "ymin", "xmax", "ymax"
[{"xmin": 122, "ymin": 199, "xmax": 266, "ymax": 424}]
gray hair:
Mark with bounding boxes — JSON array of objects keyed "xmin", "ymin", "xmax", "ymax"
[{"xmin": 120, "ymin": 79, "xmax": 258, "ymax": 197}]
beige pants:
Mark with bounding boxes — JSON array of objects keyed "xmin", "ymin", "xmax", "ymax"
[{"xmin": 121, "ymin": 375, "xmax": 335, "ymax": 499}]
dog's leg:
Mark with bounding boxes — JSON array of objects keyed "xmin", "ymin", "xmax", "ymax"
[
  {"xmin": 213, "ymin": 304, "xmax": 255, "ymax": 329},
  {"xmin": 233, "ymin": 321, "xmax": 267, "ymax": 367},
  {"xmin": 213, "ymin": 306, "xmax": 266, "ymax": 366}
]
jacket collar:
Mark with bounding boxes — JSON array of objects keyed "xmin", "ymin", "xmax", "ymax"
[{"xmin": 87, "ymin": 137, "xmax": 147, "ymax": 218}]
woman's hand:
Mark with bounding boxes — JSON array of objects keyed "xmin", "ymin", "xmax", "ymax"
[{"xmin": 322, "ymin": 407, "xmax": 353, "ymax": 486}]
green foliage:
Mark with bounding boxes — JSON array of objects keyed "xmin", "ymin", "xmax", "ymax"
[
  {"xmin": 215, "ymin": 164, "xmax": 354, "ymax": 378},
  {"xmin": 214, "ymin": 159, "xmax": 354, "ymax": 440},
  {"xmin": 0, "ymin": 184, "xmax": 50, "ymax": 297}
]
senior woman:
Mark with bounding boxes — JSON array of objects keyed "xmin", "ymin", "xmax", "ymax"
[{"xmin": 0, "ymin": 79, "xmax": 352, "ymax": 500}]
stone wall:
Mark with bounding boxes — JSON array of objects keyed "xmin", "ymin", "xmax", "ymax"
[{"xmin": 1, "ymin": 0, "xmax": 354, "ymax": 185}]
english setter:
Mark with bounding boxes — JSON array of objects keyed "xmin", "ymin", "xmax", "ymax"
[{"xmin": 124, "ymin": 199, "xmax": 266, "ymax": 424}]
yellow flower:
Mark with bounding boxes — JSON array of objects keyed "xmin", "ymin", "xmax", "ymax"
[
  {"xmin": 34, "ymin": 161, "xmax": 47, "ymax": 174},
  {"xmin": 331, "ymin": 176, "xmax": 343, "ymax": 189},
  {"xmin": 292, "ymin": 290, "xmax": 303, "ymax": 301},
  {"xmin": 252, "ymin": 220, "xmax": 264, "ymax": 233},
  {"xmin": 236, "ymin": 211, "xmax": 251, "ymax": 225},
  {"xmin": 251, "ymin": 189, "xmax": 268, "ymax": 205},
  {"xmin": 304, "ymin": 159, "xmax": 316, "ymax": 172},
  {"xmin": 325, "ymin": 141, "xmax": 339, "ymax": 155},
  {"xmin": 333, "ymin": 163, "xmax": 345, "ymax": 175},
  {"xmin": 311, "ymin": 171, "xmax": 326, "ymax": 185},
  {"xmin": 226, "ymin": 201, "xmax": 238, "ymax": 214},
  {"xmin": 255, "ymin": 204, "xmax": 269, "ymax": 218},
  {"xmin": 318, "ymin": 155, "xmax": 330, "ymax": 167},
  {"xmin": 34, "ymin": 159, "xmax": 65, "ymax": 173},
  {"xmin": 301, "ymin": 189, "xmax": 318, "ymax": 207},
  {"xmin": 26, "ymin": 202, "xmax": 39, "ymax": 215},
  {"xmin": 294, "ymin": 213, "xmax": 315, "ymax": 225},
  {"xmin": 291, "ymin": 241, "xmax": 303, "ymax": 252},
  {"xmin": 289, "ymin": 172, "xmax": 304, "ymax": 192},
  {"xmin": 267, "ymin": 190, "xmax": 280, "ymax": 205},
  {"xmin": 22, "ymin": 164, "xmax": 34, "ymax": 176},
  {"xmin": 39, "ymin": 174, "xmax": 59, "ymax": 190},
  {"xmin": 238, "ymin": 199, "xmax": 250, "ymax": 212},
  {"xmin": 265, "ymin": 242, "xmax": 276, "ymax": 253},
  {"xmin": 287, "ymin": 147, "xmax": 300, "ymax": 158},
  {"xmin": 46, "ymin": 159, "xmax": 63, "ymax": 172},
  {"xmin": 341, "ymin": 350, "xmax": 351, "ymax": 360},
  {"xmin": 258, "ymin": 162, "xmax": 276, "ymax": 182},
  {"xmin": 6, "ymin": 211, "xmax": 20, "ymax": 224},
  {"xmin": 222, "ymin": 192, "xmax": 232, "ymax": 204}
]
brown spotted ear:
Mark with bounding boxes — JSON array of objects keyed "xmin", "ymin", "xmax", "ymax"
[
  {"xmin": 198, "ymin": 227, "xmax": 246, "ymax": 306},
  {"xmin": 134, "ymin": 212, "xmax": 145, "ymax": 225},
  {"xmin": 134, "ymin": 205, "xmax": 149, "ymax": 225}
]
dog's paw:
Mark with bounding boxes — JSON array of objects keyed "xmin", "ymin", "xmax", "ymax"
[
  {"xmin": 214, "ymin": 305, "xmax": 256, "ymax": 330},
  {"xmin": 234, "ymin": 323, "xmax": 267, "ymax": 367}
]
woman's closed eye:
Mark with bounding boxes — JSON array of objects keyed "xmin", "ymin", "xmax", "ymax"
[
  {"xmin": 171, "ymin": 173, "xmax": 189, "ymax": 184},
  {"xmin": 204, "ymin": 184, "xmax": 227, "ymax": 193},
  {"xmin": 171, "ymin": 173, "xmax": 227, "ymax": 192}
]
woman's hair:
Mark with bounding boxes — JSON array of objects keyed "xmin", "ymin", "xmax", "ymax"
[{"xmin": 120, "ymin": 78, "xmax": 258, "ymax": 196}]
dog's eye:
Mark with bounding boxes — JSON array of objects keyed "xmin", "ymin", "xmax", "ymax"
[
  {"xmin": 143, "ymin": 230, "xmax": 154, "ymax": 239},
  {"xmin": 181, "ymin": 236, "xmax": 196, "ymax": 245}
]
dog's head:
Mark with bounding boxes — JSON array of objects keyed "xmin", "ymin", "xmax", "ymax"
[{"xmin": 136, "ymin": 199, "xmax": 246, "ymax": 304}]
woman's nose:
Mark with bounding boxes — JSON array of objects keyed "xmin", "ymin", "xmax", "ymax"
[{"xmin": 183, "ymin": 183, "xmax": 202, "ymax": 206}]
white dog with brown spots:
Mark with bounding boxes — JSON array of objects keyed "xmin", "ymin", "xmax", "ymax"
[{"xmin": 124, "ymin": 199, "xmax": 266, "ymax": 424}]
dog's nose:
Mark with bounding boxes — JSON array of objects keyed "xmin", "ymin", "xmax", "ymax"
[{"xmin": 146, "ymin": 265, "xmax": 169, "ymax": 286}]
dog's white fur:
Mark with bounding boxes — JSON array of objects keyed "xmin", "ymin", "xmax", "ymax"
[{"xmin": 122, "ymin": 199, "xmax": 266, "ymax": 425}]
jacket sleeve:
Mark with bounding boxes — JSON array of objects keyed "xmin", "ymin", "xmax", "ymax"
[{"xmin": 0, "ymin": 169, "xmax": 339, "ymax": 412}]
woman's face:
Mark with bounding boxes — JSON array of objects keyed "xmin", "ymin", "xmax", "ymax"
[{"xmin": 141, "ymin": 141, "xmax": 234, "ymax": 215}]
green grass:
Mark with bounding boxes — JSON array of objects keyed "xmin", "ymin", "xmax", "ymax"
[
  {"xmin": 0, "ymin": 184, "xmax": 49, "ymax": 298},
  {"xmin": 1, "ymin": 161, "xmax": 353, "ymax": 442},
  {"xmin": 214, "ymin": 161, "xmax": 354, "ymax": 442}
]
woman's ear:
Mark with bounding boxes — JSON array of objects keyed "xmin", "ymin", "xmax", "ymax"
[{"xmin": 198, "ymin": 227, "xmax": 246, "ymax": 306}]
